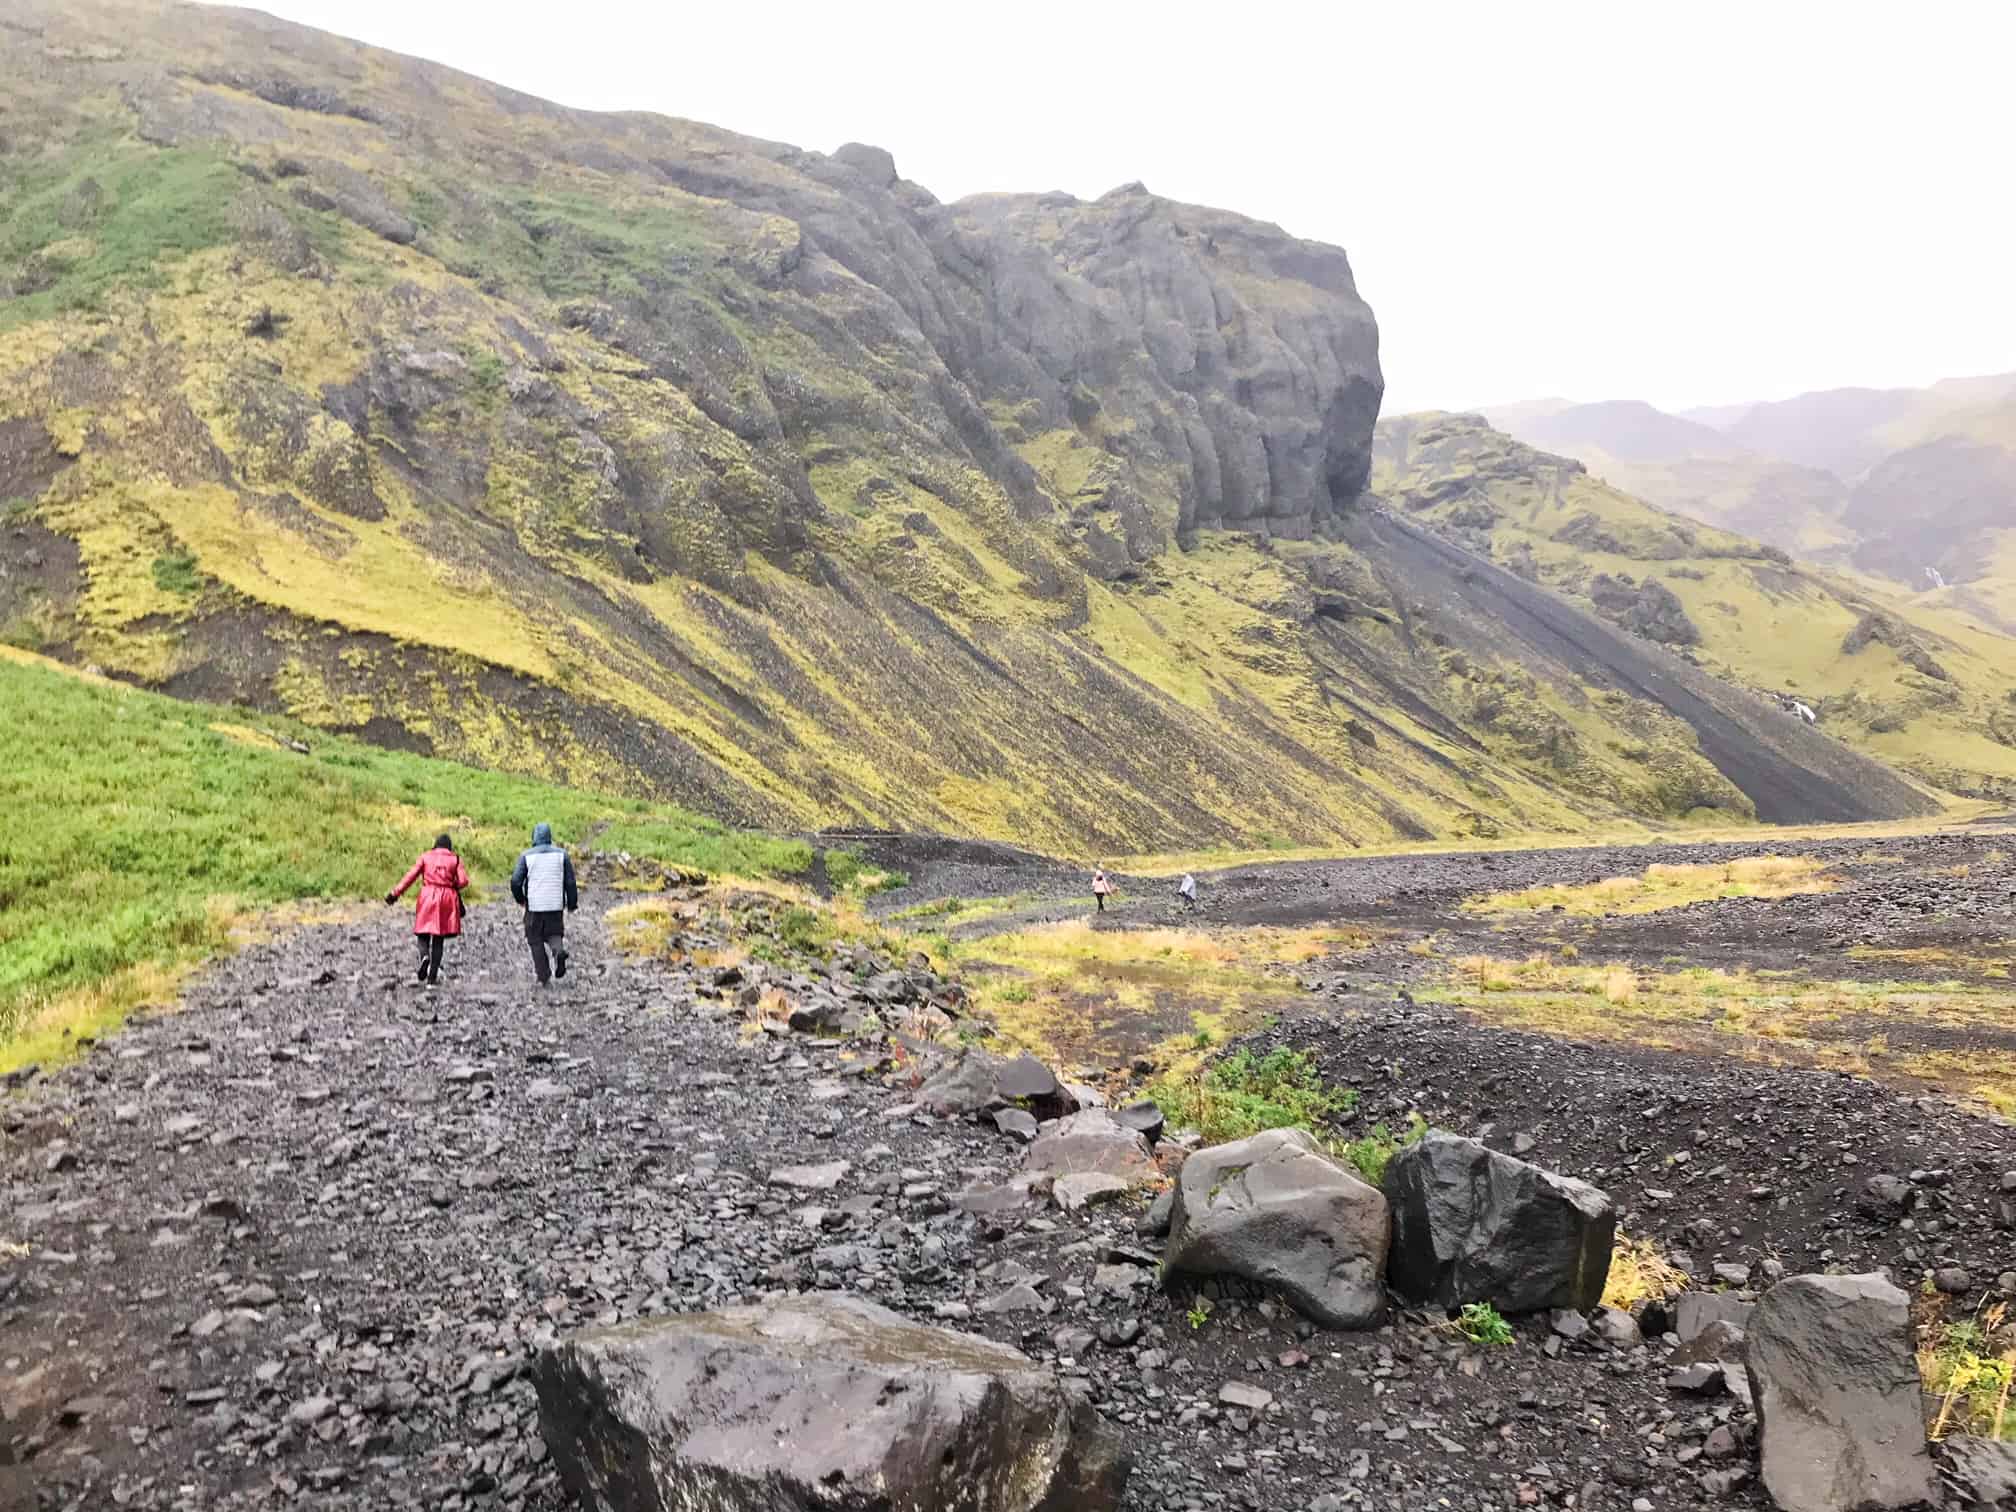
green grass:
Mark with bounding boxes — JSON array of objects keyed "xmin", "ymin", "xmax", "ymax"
[
  {"xmin": 1453, "ymin": 1302, "xmax": 1514, "ymax": 1347},
  {"xmin": 1340, "ymin": 1113, "xmax": 1428, "ymax": 1185},
  {"xmin": 1149, "ymin": 1046, "xmax": 1357, "ymax": 1146},
  {"xmin": 0, "ymin": 654, "xmax": 809, "ymax": 1069},
  {"xmin": 150, "ymin": 551, "xmax": 202, "ymax": 596},
  {"xmin": 823, "ymin": 846, "xmax": 909, "ymax": 896},
  {"xmin": 0, "ymin": 141, "xmax": 242, "ymax": 329}
]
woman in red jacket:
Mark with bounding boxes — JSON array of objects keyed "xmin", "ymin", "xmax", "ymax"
[{"xmin": 386, "ymin": 834, "xmax": 470, "ymax": 986}]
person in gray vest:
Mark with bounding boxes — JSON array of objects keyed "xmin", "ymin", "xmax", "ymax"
[{"xmin": 510, "ymin": 822, "xmax": 578, "ymax": 985}]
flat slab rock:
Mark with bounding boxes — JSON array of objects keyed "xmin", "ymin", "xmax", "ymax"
[
  {"xmin": 1745, "ymin": 1272, "xmax": 1939, "ymax": 1512},
  {"xmin": 533, "ymin": 1292, "xmax": 1129, "ymax": 1511},
  {"xmin": 1023, "ymin": 1109, "xmax": 1154, "ymax": 1182}
]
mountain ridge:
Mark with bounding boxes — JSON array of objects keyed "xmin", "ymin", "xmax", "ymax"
[{"xmin": 0, "ymin": 0, "xmax": 1942, "ymax": 846}]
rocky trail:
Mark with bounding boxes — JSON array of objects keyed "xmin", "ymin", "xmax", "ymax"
[{"xmin": 8, "ymin": 837, "xmax": 2016, "ymax": 1511}]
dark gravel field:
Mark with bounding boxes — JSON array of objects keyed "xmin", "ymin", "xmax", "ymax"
[{"xmin": 8, "ymin": 826, "xmax": 2016, "ymax": 1511}]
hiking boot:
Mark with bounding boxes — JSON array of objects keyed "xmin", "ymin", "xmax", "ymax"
[
  {"xmin": 554, "ymin": 950, "xmax": 568, "ymax": 980},
  {"xmin": 416, "ymin": 959, "xmax": 430, "ymax": 983}
]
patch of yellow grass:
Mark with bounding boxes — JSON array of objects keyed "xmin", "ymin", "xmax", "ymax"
[
  {"xmin": 1433, "ymin": 956, "xmax": 2016, "ymax": 1105},
  {"xmin": 208, "ymin": 721, "xmax": 285, "ymax": 750},
  {"xmin": 1467, "ymin": 855, "xmax": 1837, "ymax": 917},
  {"xmin": 1602, "ymin": 1231, "xmax": 1690, "ymax": 1312},
  {"xmin": 0, "ymin": 959, "xmax": 192, "ymax": 1078}
]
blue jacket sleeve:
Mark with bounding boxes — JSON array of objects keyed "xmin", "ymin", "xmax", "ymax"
[
  {"xmin": 563, "ymin": 854, "xmax": 579, "ymax": 911},
  {"xmin": 510, "ymin": 852, "xmax": 529, "ymax": 906}
]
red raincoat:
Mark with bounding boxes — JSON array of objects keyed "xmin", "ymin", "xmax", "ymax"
[{"xmin": 388, "ymin": 847, "xmax": 469, "ymax": 936}]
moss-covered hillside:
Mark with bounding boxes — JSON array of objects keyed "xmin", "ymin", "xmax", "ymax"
[
  {"xmin": 1376, "ymin": 412, "xmax": 2016, "ymax": 802},
  {"xmin": 0, "ymin": 0, "xmax": 1935, "ymax": 848}
]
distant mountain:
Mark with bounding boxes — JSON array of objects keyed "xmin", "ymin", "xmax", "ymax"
[
  {"xmin": 1375, "ymin": 412, "xmax": 2016, "ymax": 803},
  {"xmin": 1506, "ymin": 400, "xmax": 1746, "ymax": 465},
  {"xmin": 1486, "ymin": 374, "xmax": 2016, "ymax": 625}
]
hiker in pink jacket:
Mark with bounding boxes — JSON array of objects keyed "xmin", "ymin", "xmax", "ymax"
[
  {"xmin": 1092, "ymin": 868, "xmax": 1113, "ymax": 914},
  {"xmin": 386, "ymin": 834, "xmax": 470, "ymax": 986}
]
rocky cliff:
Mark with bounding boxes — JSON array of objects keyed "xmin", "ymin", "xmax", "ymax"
[{"xmin": 0, "ymin": 0, "xmax": 1936, "ymax": 845}]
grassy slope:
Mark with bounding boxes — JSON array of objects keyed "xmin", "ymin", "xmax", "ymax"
[
  {"xmin": 0, "ymin": 648, "xmax": 808, "ymax": 1070},
  {"xmin": 1374, "ymin": 414, "xmax": 2016, "ymax": 800},
  {"xmin": 0, "ymin": 1, "xmax": 1939, "ymax": 858}
]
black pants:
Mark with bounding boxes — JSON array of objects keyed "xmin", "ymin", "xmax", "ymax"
[
  {"xmin": 1095, "ymin": 892, "xmax": 1105, "ymax": 913},
  {"xmin": 416, "ymin": 933, "xmax": 446, "ymax": 982},
  {"xmin": 525, "ymin": 910, "xmax": 567, "ymax": 983}
]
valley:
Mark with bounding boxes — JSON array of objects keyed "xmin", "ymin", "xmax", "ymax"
[{"xmin": 4, "ymin": 3, "xmax": 2016, "ymax": 1511}]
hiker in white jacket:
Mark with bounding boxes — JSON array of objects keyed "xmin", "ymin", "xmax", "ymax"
[{"xmin": 509, "ymin": 822, "xmax": 578, "ymax": 985}]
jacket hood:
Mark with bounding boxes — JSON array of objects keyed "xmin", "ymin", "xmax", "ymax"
[{"xmin": 532, "ymin": 822, "xmax": 553, "ymax": 846}]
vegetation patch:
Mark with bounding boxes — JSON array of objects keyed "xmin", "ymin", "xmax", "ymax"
[
  {"xmin": 1466, "ymin": 855, "xmax": 1836, "ymax": 916},
  {"xmin": 1450, "ymin": 1303, "xmax": 1514, "ymax": 1347},
  {"xmin": 1148, "ymin": 1046, "xmax": 1357, "ymax": 1146},
  {"xmin": 1920, "ymin": 1300, "xmax": 2016, "ymax": 1442},
  {"xmin": 1601, "ymin": 1232, "xmax": 1690, "ymax": 1312},
  {"xmin": 941, "ymin": 919, "xmax": 1364, "ymax": 1063},
  {"xmin": 1429, "ymin": 953, "xmax": 2016, "ymax": 1110},
  {"xmin": 823, "ymin": 846, "xmax": 908, "ymax": 896},
  {"xmin": 0, "ymin": 140, "xmax": 242, "ymax": 329}
]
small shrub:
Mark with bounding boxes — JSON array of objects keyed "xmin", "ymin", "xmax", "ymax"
[
  {"xmin": 151, "ymin": 551, "xmax": 202, "ymax": 595},
  {"xmin": 1922, "ymin": 1305, "xmax": 2016, "ymax": 1441},
  {"xmin": 775, "ymin": 905, "xmax": 825, "ymax": 953},
  {"xmin": 1186, "ymin": 1300, "xmax": 1212, "ymax": 1330},
  {"xmin": 1453, "ymin": 1302, "xmax": 1513, "ymax": 1347},
  {"xmin": 1151, "ymin": 1045, "xmax": 1356, "ymax": 1147},
  {"xmin": 1341, "ymin": 1112, "xmax": 1427, "ymax": 1185}
]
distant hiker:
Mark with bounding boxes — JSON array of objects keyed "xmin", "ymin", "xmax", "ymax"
[
  {"xmin": 385, "ymin": 834, "xmax": 469, "ymax": 986},
  {"xmin": 1177, "ymin": 872, "xmax": 1198, "ymax": 911},
  {"xmin": 511, "ymin": 822, "xmax": 578, "ymax": 986},
  {"xmin": 1092, "ymin": 868, "xmax": 1113, "ymax": 914}
]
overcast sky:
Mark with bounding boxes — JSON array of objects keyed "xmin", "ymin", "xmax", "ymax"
[{"xmin": 214, "ymin": 0, "xmax": 2016, "ymax": 414}]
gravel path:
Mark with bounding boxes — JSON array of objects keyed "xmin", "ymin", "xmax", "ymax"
[{"xmin": 8, "ymin": 850, "xmax": 2016, "ymax": 1511}]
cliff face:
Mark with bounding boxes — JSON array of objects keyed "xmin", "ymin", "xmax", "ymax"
[{"xmin": 0, "ymin": 0, "xmax": 1935, "ymax": 845}]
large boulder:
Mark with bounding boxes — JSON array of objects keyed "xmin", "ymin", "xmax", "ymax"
[
  {"xmin": 1162, "ymin": 1127, "xmax": 1389, "ymax": 1329},
  {"xmin": 1024, "ymin": 1109, "xmax": 1155, "ymax": 1182},
  {"xmin": 534, "ymin": 1293, "xmax": 1130, "ymax": 1512},
  {"xmin": 1382, "ymin": 1131, "xmax": 1615, "ymax": 1314},
  {"xmin": 1744, "ymin": 1273, "xmax": 1939, "ymax": 1512}
]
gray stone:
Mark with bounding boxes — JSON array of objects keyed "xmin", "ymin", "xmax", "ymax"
[
  {"xmin": 1053, "ymin": 1173, "xmax": 1131, "ymax": 1212},
  {"xmin": 1593, "ymin": 1306, "xmax": 1641, "ymax": 1347},
  {"xmin": 1218, "ymin": 1382, "xmax": 1273, "ymax": 1412},
  {"xmin": 1671, "ymin": 1318, "xmax": 1748, "ymax": 1369},
  {"xmin": 1024, "ymin": 1109, "xmax": 1155, "ymax": 1183},
  {"xmin": 918, "ymin": 1050, "xmax": 1010, "ymax": 1118},
  {"xmin": 1675, "ymin": 1291, "xmax": 1753, "ymax": 1343},
  {"xmin": 1745, "ymin": 1273, "xmax": 1938, "ymax": 1512},
  {"xmin": 993, "ymin": 1107, "xmax": 1040, "ymax": 1143},
  {"xmin": 768, "ymin": 1160, "xmax": 851, "ymax": 1191},
  {"xmin": 1138, "ymin": 1188, "xmax": 1175, "ymax": 1239},
  {"xmin": 1944, "ymin": 1435, "xmax": 2016, "ymax": 1507},
  {"xmin": 533, "ymin": 1293, "xmax": 1129, "ymax": 1510},
  {"xmin": 1383, "ymin": 1132, "xmax": 1615, "ymax": 1314},
  {"xmin": 1164, "ymin": 1127, "xmax": 1389, "ymax": 1330},
  {"xmin": 1112, "ymin": 1101, "xmax": 1166, "ymax": 1144}
]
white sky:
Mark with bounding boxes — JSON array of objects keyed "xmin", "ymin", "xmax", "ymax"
[{"xmin": 213, "ymin": 0, "xmax": 2016, "ymax": 414}]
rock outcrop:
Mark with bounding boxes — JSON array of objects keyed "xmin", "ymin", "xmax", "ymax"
[
  {"xmin": 1382, "ymin": 1132, "xmax": 1615, "ymax": 1314},
  {"xmin": 1163, "ymin": 1127, "xmax": 1389, "ymax": 1329},
  {"xmin": 1744, "ymin": 1272, "xmax": 1939, "ymax": 1512},
  {"xmin": 534, "ymin": 1293, "xmax": 1131, "ymax": 1511}
]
